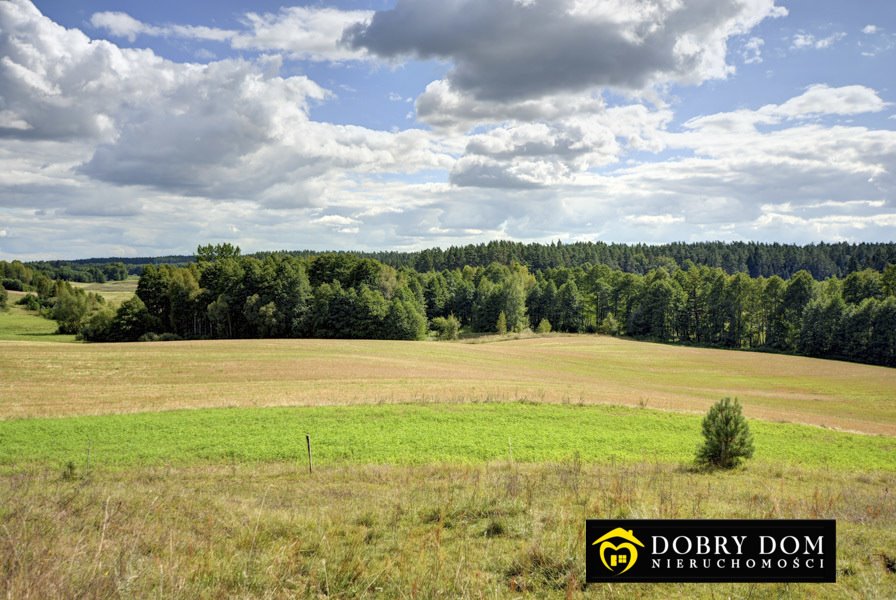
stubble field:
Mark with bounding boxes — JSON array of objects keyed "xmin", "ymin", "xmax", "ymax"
[{"xmin": 1, "ymin": 335, "xmax": 894, "ymax": 434}]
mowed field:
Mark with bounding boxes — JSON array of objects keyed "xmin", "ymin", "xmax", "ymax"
[
  {"xmin": 70, "ymin": 277, "xmax": 139, "ymax": 306},
  {"xmin": 0, "ymin": 292, "xmax": 76, "ymax": 343},
  {"xmin": 1, "ymin": 335, "xmax": 894, "ymax": 434},
  {"xmin": 1, "ymin": 307, "xmax": 895, "ymax": 598}
]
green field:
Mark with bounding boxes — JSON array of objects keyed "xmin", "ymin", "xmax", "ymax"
[
  {"xmin": 2, "ymin": 402, "xmax": 894, "ymax": 471},
  {"xmin": 0, "ymin": 299, "xmax": 76, "ymax": 343},
  {"xmin": 1, "ymin": 305, "xmax": 895, "ymax": 597}
]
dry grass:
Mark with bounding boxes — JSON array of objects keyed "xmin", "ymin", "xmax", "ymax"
[
  {"xmin": 1, "ymin": 336, "xmax": 894, "ymax": 434},
  {"xmin": 2, "ymin": 461, "xmax": 893, "ymax": 599}
]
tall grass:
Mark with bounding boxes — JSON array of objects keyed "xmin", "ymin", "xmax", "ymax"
[{"xmin": 2, "ymin": 461, "xmax": 893, "ymax": 598}]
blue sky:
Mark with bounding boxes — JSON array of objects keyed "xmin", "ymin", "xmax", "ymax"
[{"xmin": 1, "ymin": 0, "xmax": 894, "ymax": 259}]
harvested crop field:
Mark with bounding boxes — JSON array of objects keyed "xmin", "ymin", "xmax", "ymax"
[{"xmin": 1, "ymin": 336, "xmax": 893, "ymax": 434}]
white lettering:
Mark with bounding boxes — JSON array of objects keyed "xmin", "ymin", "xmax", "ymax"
[
  {"xmin": 780, "ymin": 536, "xmax": 799, "ymax": 555},
  {"xmin": 804, "ymin": 536, "xmax": 824, "ymax": 555},
  {"xmin": 762, "ymin": 558, "xmax": 772, "ymax": 568},
  {"xmin": 652, "ymin": 558, "xmax": 662, "ymax": 568},
  {"xmin": 653, "ymin": 536, "xmax": 669, "ymax": 555},
  {"xmin": 696, "ymin": 536, "xmax": 710, "ymax": 554},
  {"xmin": 746, "ymin": 559, "xmax": 756, "ymax": 568},
  {"xmin": 731, "ymin": 535, "xmax": 746, "ymax": 555},
  {"xmin": 777, "ymin": 559, "xmax": 788, "ymax": 568},
  {"xmin": 760, "ymin": 536, "xmax": 776, "ymax": 554},
  {"xmin": 715, "ymin": 536, "xmax": 729, "ymax": 555},
  {"xmin": 673, "ymin": 536, "xmax": 692, "ymax": 554}
]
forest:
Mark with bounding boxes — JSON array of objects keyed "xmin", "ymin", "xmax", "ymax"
[
  {"xmin": 16, "ymin": 240, "xmax": 896, "ymax": 282},
  {"xmin": 3, "ymin": 242, "xmax": 894, "ymax": 367}
]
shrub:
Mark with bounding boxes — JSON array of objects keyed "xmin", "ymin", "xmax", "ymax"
[
  {"xmin": 535, "ymin": 318, "xmax": 552, "ymax": 334},
  {"xmin": 431, "ymin": 314, "xmax": 460, "ymax": 340},
  {"xmin": 78, "ymin": 306, "xmax": 115, "ymax": 341},
  {"xmin": 496, "ymin": 311, "xmax": 508, "ymax": 335},
  {"xmin": 695, "ymin": 397, "xmax": 754, "ymax": 469},
  {"xmin": 16, "ymin": 293, "xmax": 41, "ymax": 311},
  {"xmin": 1, "ymin": 277, "xmax": 24, "ymax": 292},
  {"xmin": 599, "ymin": 313, "xmax": 620, "ymax": 335},
  {"xmin": 0, "ymin": 285, "xmax": 6, "ymax": 310}
]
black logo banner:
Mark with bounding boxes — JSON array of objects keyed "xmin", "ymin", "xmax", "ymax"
[{"xmin": 586, "ymin": 519, "xmax": 836, "ymax": 583}]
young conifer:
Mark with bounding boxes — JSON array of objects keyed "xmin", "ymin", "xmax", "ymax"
[{"xmin": 696, "ymin": 397, "xmax": 754, "ymax": 469}]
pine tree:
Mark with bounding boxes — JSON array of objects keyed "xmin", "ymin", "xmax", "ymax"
[{"xmin": 696, "ymin": 398, "xmax": 754, "ymax": 469}]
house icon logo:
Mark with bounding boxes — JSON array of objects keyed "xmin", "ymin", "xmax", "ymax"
[{"xmin": 592, "ymin": 527, "xmax": 645, "ymax": 575}]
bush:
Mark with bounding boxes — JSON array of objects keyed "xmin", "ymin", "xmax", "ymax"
[
  {"xmin": 599, "ymin": 313, "xmax": 620, "ymax": 335},
  {"xmin": 77, "ymin": 306, "xmax": 115, "ymax": 341},
  {"xmin": 431, "ymin": 314, "xmax": 460, "ymax": 340},
  {"xmin": 1, "ymin": 277, "xmax": 24, "ymax": 292},
  {"xmin": 16, "ymin": 293, "xmax": 41, "ymax": 311},
  {"xmin": 138, "ymin": 332, "xmax": 183, "ymax": 342},
  {"xmin": 0, "ymin": 285, "xmax": 6, "ymax": 310},
  {"xmin": 496, "ymin": 311, "xmax": 508, "ymax": 335},
  {"xmin": 535, "ymin": 318, "xmax": 551, "ymax": 334},
  {"xmin": 695, "ymin": 397, "xmax": 754, "ymax": 469}
]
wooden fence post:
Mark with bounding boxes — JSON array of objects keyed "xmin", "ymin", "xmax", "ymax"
[{"xmin": 305, "ymin": 433, "xmax": 313, "ymax": 474}]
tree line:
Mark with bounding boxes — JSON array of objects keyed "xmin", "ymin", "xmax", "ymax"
[
  {"xmin": 15, "ymin": 240, "xmax": 896, "ymax": 282},
  {"xmin": 3, "ymin": 245, "xmax": 895, "ymax": 367},
  {"xmin": 270, "ymin": 240, "xmax": 896, "ymax": 279}
]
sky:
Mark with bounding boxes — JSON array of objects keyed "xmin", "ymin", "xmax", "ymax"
[{"xmin": 0, "ymin": 0, "xmax": 895, "ymax": 260}]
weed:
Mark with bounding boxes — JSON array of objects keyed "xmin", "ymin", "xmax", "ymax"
[{"xmin": 61, "ymin": 460, "xmax": 77, "ymax": 481}]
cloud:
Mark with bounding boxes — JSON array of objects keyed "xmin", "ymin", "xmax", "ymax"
[
  {"xmin": 90, "ymin": 11, "xmax": 234, "ymax": 43},
  {"xmin": 311, "ymin": 214, "xmax": 359, "ymax": 227},
  {"xmin": 2, "ymin": 1, "xmax": 895, "ymax": 258},
  {"xmin": 90, "ymin": 6, "xmax": 372, "ymax": 62},
  {"xmin": 345, "ymin": 0, "xmax": 787, "ymax": 102},
  {"xmin": 791, "ymin": 31, "xmax": 846, "ymax": 50},
  {"xmin": 448, "ymin": 106, "xmax": 671, "ymax": 187},
  {"xmin": 89, "ymin": 11, "xmax": 149, "ymax": 42},
  {"xmin": 771, "ymin": 84, "xmax": 889, "ymax": 118},
  {"xmin": 415, "ymin": 80, "xmax": 609, "ymax": 130},
  {"xmin": 683, "ymin": 84, "xmax": 889, "ymax": 132},
  {"xmin": 741, "ymin": 36, "xmax": 764, "ymax": 64},
  {"xmin": 1, "ymin": 0, "xmax": 451, "ymax": 208},
  {"xmin": 625, "ymin": 214, "xmax": 685, "ymax": 226},
  {"xmin": 857, "ymin": 25, "xmax": 896, "ymax": 58},
  {"xmin": 231, "ymin": 6, "xmax": 373, "ymax": 61}
]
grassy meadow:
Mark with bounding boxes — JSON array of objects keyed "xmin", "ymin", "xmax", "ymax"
[
  {"xmin": 0, "ymin": 292, "xmax": 76, "ymax": 343},
  {"xmin": 3, "ymin": 462, "xmax": 894, "ymax": 599},
  {"xmin": 1, "ymin": 403, "xmax": 894, "ymax": 471},
  {"xmin": 1, "ymin": 306, "xmax": 895, "ymax": 597},
  {"xmin": 70, "ymin": 277, "xmax": 139, "ymax": 306}
]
